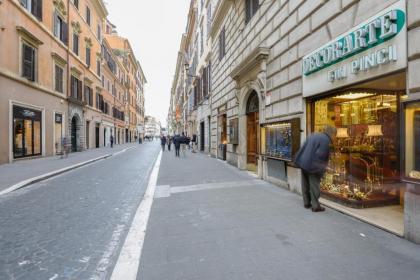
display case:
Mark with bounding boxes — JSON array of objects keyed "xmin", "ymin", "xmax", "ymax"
[
  {"xmin": 313, "ymin": 91, "xmax": 401, "ymax": 208},
  {"xmin": 228, "ymin": 118, "xmax": 239, "ymax": 145},
  {"xmin": 263, "ymin": 118, "xmax": 300, "ymax": 162},
  {"xmin": 405, "ymin": 102, "xmax": 420, "ymax": 180}
]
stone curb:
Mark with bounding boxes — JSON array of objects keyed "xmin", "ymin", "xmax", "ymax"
[{"xmin": 0, "ymin": 146, "xmax": 136, "ymax": 197}]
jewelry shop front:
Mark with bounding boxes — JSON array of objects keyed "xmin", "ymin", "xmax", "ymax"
[{"xmin": 302, "ymin": 1, "xmax": 408, "ymax": 234}]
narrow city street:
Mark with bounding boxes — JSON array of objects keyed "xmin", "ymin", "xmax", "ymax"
[{"xmin": 0, "ymin": 143, "xmax": 160, "ymax": 280}]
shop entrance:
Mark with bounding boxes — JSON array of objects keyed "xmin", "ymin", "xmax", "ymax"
[
  {"xmin": 13, "ymin": 106, "xmax": 42, "ymax": 158},
  {"xmin": 246, "ymin": 91, "xmax": 259, "ymax": 172},
  {"xmin": 311, "ymin": 72, "xmax": 406, "ymax": 235},
  {"xmin": 71, "ymin": 116, "xmax": 80, "ymax": 152}
]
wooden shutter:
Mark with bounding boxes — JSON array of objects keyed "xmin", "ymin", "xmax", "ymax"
[
  {"xmin": 62, "ymin": 21, "xmax": 68, "ymax": 45},
  {"xmin": 22, "ymin": 44, "xmax": 35, "ymax": 81},
  {"xmin": 32, "ymin": 0, "xmax": 43, "ymax": 21},
  {"xmin": 78, "ymin": 79, "xmax": 83, "ymax": 100}
]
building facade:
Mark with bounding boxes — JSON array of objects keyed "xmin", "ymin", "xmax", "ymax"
[
  {"xmin": 0, "ymin": 0, "xmax": 146, "ymax": 164},
  {"xmin": 169, "ymin": 0, "xmax": 420, "ymax": 243}
]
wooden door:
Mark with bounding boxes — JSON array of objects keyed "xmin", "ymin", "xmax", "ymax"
[{"xmin": 247, "ymin": 112, "xmax": 259, "ymax": 164}]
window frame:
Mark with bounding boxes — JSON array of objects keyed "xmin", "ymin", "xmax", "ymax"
[
  {"xmin": 21, "ymin": 41, "xmax": 37, "ymax": 82},
  {"xmin": 73, "ymin": 33, "xmax": 79, "ymax": 55},
  {"xmin": 54, "ymin": 64, "xmax": 64, "ymax": 93},
  {"xmin": 245, "ymin": 0, "xmax": 260, "ymax": 24}
]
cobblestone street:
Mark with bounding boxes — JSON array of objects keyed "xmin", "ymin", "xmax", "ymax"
[{"xmin": 0, "ymin": 143, "xmax": 160, "ymax": 280}]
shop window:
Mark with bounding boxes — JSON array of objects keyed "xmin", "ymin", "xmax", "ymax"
[
  {"xmin": 313, "ymin": 91, "xmax": 401, "ymax": 208},
  {"xmin": 55, "ymin": 113, "xmax": 63, "ymax": 155},
  {"xmin": 21, "ymin": 42, "xmax": 36, "ymax": 81},
  {"xmin": 405, "ymin": 103, "xmax": 420, "ymax": 180},
  {"xmin": 13, "ymin": 105, "xmax": 42, "ymax": 158}
]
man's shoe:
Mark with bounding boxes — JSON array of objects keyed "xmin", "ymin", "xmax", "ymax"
[
  {"xmin": 304, "ymin": 204, "xmax": 312, "ymax": 209},
  {"xmin": 312, "ymin": 207, "xmax": 325, "ymax": 212}
]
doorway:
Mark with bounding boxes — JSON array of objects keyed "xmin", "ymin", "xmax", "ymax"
[
  {"xmin": 71, "ymin": 116, "xmax": 81, "ymax": 152},
  {"xmin": 200, "ymin": 121, "xmax": 205, "ymax": 152},
  {"xmin": 246, "ymin": 91, "xmax": 259, "ymax": 172},
  {"xmin": 95, "ymin": 123, "xmax": 100, "ymax": 148}
]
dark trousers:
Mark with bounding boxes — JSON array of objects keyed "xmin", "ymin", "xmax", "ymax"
[
  {"xmin": 161, "ymin": 144, "xmax": 165, "ymax": 151},
  {"xmin": 175, "ymin": 146, "xmax": 180, "ymax": 157},
  {"xmin": 110, "ymin": 141, "xmax": 113, "ymax": 148},
  {"xmin": 301, "ymin": 170, "xmax": 322, "ymax": 209},
  {"xmin": 168, "ymin": 144, "xmax": 171, "ymax": 151}
]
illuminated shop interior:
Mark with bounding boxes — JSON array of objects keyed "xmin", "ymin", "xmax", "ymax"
[{"xmin": 312, "ymin": 73, "xmax": 405, "ymax": 208}]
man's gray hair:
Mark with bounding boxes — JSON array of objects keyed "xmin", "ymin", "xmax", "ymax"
[{"xmin": 324, "ymin": 125, "xmax": 337, "ymax": 137}]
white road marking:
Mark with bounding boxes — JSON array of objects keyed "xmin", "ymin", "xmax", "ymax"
[{"xmin": 110, "ymin": 150, "xmax": 162, "ymax": 280}]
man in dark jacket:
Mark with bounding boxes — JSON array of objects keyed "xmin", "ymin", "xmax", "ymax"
[
  {"xmin": 173, "ymin": 134, "xmax": 181, "ymax": 157},
  {"xmin": 295, "ymin": 125, "xmax": 336, "ymax": 212},
  {"xmin": 160, "ymin": 135, "xmax": 167, "ymax": 151}
]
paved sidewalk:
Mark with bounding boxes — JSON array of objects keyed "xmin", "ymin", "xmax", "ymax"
[
  {"xmin": 139, "ymin": 150, "xmax": 420, "ymax": 280},
  {"xmin": 0, "ymin": 142, "xmax": 140, "ymax": 192}
]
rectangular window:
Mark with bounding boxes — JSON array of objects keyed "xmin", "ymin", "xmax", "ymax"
[
  {"xmin": 22, "ymin": 42, "xmax": 36, "ymax": 81},
  {"xmin": 73, "ymin": 0, "xmax": 79, "ymax": 9},
  {"xmin": 97, "ymin": 60, "xmax": 101, "ymax": 76},
  {"xmin": 84, "ymin": 85, "xmax": 93, "ymax": 106},
  {"xmin": 70, "ymin": 76, "xmax": 82, "ymax": 100},
  {"xmin": 54, "ymin": 12, "xmax": 68, "ymax": 44},
  {"xmin": 54, "ymin": 65, "xmax": 64, "ymax": 93},
  {"xmin": 207, "ymin": 4, "xmax": 212, "ymax": 39},
  {"xmin": 245, "ymin": 0, "xmax": 259, "ymax": 24},
  {"xmin": 86, "ymin": 6, "xmax": 91, "ymax": 26},
  {"xmin": 20, "ymin": 0, "xmax": 43, "ymax": 21},
  {"xmin": 97, "ymin": 24, "xmax": 102, "ymax": 41},
  {"xmin": 86, "ymin": 47, "xmax": 91, "ymax": 67},
  {"xmin": 218, "ymin": 27, "xmax": 226, "ymax": 60},
  {"xmin": 73, "ymin": 33, "xmax": 79, "ymax": 55}
]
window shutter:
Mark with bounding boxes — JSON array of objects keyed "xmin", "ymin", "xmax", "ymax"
[
  {"xmin": 22, "ymin": 44, "xmax": 35, "ymax": 81},
  {"xmin": 53, "ymin": 11, "xmax": 59, "ymax": 37},
  {"xmin": 32, "ymin": 0, "xmax": 43, "ymax": 21},
  {"xmin": 62, "ymin": 21, "xmax": 68, "ymax": 45},
  {"xmin": 78, "ymin": 79, "xmax": 83, "ymax": 100}
]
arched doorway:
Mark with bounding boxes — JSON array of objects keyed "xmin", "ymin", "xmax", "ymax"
[
  {"xmin": 71, "ymin": 115, "xmax": 80, "ymax": 152},
  {"xmin": 246, "ymin": 91, "xmax": 259, "ymax": 171}
]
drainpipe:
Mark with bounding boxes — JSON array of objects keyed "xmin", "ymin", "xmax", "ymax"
[{"xmin": 66, "ymin": 0, "xmax": 70, "ymax": 142}]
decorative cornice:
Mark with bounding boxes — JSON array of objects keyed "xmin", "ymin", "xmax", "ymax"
[
  {"xmin": 230, "ymin": 47, "xmax": 270, "ymax": 81},
  {"xmin": 85, "ymin": 37, "xmax": 93, "ymax": 48},
  {"xmin": 51, "ymin": 52, "xmax": 67, "ymax": 66},
  {"xmin": 71, "ymin": 66, "xmax": 82, "ymax": 76},
  {"xmin": 210, "ymin": 0, "xmax": 234, "ymax": 38},
  {"xmin": 16, "ymin": 26, "xmax": 43, "ymax": 46},
  {"xmin": 71, "ymin": 21, "xmax": 82, "ymax": 34},
  {"xmin": 53, "ymin": 0, "xmax": 67, "ymax": 16}
]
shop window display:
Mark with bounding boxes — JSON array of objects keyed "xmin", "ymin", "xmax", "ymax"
[
  {"xmin": 263, "ymin": 119, "xmax": 300, "ymax": 162},
  {"xmin": 313, "ymin": 91, "xmax": 400, "ymax": 208},
  {"xmin": 405, "ymin": 102, "xmax": 420, "ymax": 180}
]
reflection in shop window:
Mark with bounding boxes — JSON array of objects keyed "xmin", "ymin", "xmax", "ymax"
[{"xmin": 313, "ymin": 91, "xmax": 401, "ymax": 208}]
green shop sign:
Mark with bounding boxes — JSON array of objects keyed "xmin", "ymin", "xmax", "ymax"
[{"xmin": 303, "ymin": 9, "xmax": 406, "ymax": 76}]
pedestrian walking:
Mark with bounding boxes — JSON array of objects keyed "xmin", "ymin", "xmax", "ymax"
[
  {"xmin": 61, "ymin": 137, "xmax": 69, "ymax": 158},
  {"xmin": 110, "ymin": 135, "xmax": 114, "ymax": 148},
  {"xmin": 161, "ymin": 135, "xmax": 167, "ymax": 151},
  {"xmin": 180, "ymin": 132, "xmax": 188, "ymax": 157},
  {"xmin": 191, "ymin": 134, "xmax": 197, "ymax": 153},
  {"xmin": 173, "ymin": 134, "xmax": 181, "ymax": 157},
  {"xmin": 167, "ymin": 136, "xmax": 172, "ymax": 151},
  {"xmin": 294, "ymin": 125, "xmax": 336, "ymax": 212}
]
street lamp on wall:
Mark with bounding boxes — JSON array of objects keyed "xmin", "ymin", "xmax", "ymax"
[{"xmin": 184, "ymin": 63, "xmax": 198, "ymax": 79}]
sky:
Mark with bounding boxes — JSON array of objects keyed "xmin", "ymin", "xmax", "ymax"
[{"xmin": 106, "ymin": 0, "xmax": 191, "ymax": 127}]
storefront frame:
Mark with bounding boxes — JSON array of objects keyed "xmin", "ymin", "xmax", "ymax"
[
  {"xmin": 9, "ymin": 100, "xmax": 45, "ymax": 162},
  {"xmin": 306, "ymin": 71, "xmax": 406, "ymax": 208}
]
